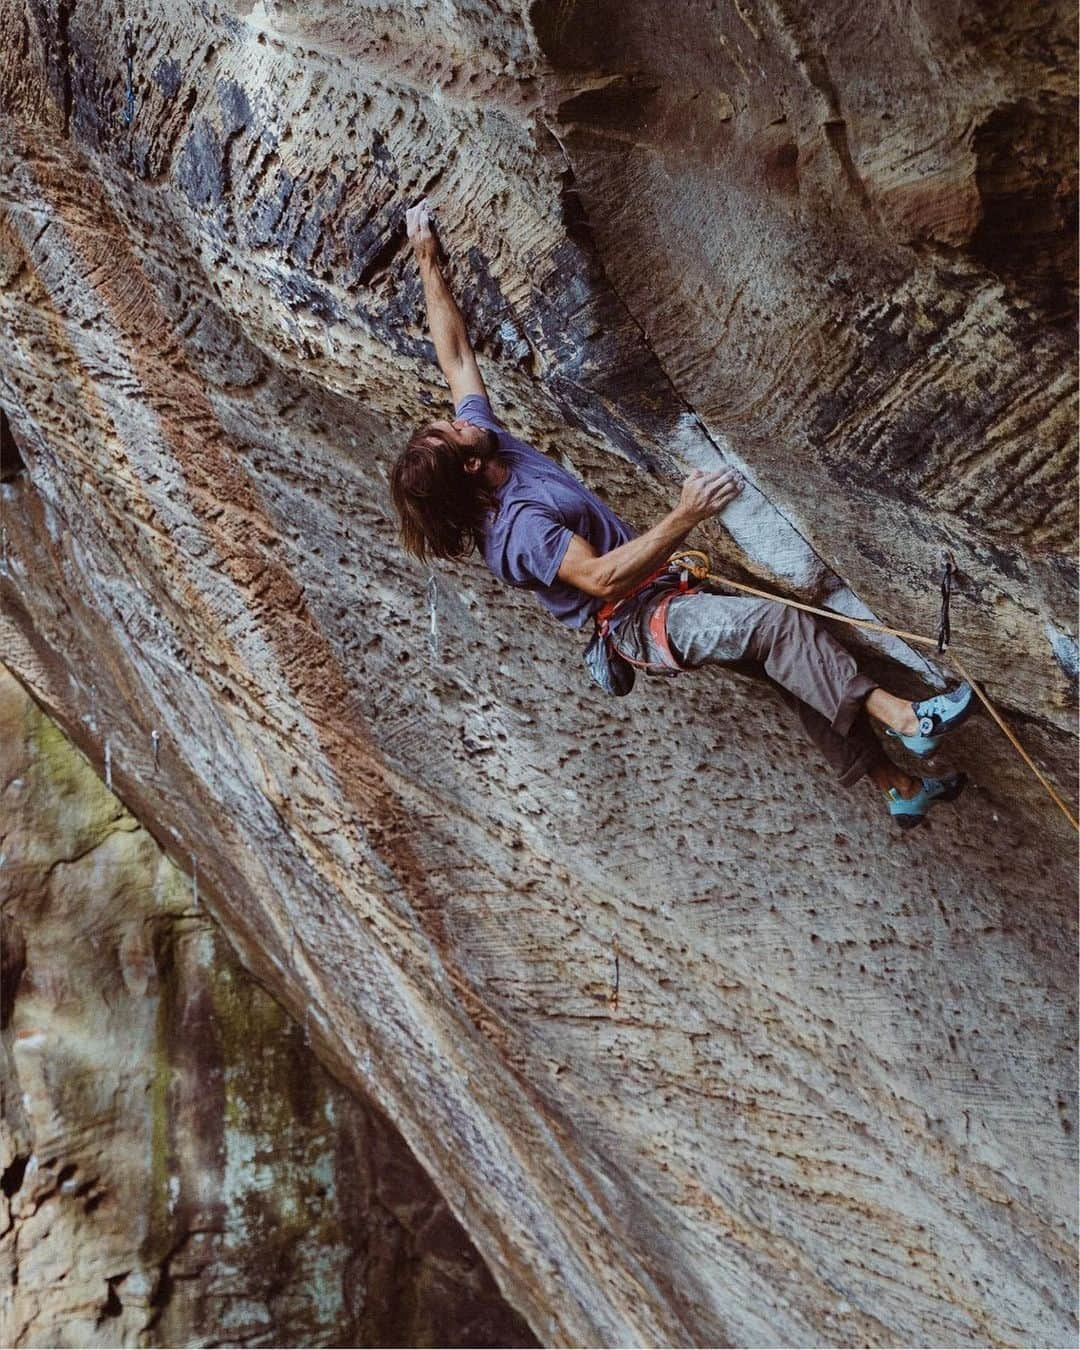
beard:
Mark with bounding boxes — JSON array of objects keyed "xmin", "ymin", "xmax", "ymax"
[{"xmin": 461, "ymin": 424, "xmax": 498, "ymax": 457}]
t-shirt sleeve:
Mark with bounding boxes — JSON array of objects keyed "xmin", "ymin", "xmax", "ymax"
[
  {"xmin": 504, "ymin": 505, "xmax": 575, "ymax": 587},
  {"xmin": 454, "ymin": 393, "xmax": 503, "ymax": 433}
]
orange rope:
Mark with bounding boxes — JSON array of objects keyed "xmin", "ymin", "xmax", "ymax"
[{"xmin": 670, "ymin": 550, "xmax": 1079, "ymax": 835}]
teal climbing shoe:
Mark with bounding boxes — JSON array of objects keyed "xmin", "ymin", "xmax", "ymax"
[
  {"xmin": 885, "ymin": 727, "xmax": 941, "ymax": 758},
  {"xmin": 887, "ymin": 773, "xmax": 967, "ymax": 830},
  {"xmin": 910, "ymin": 681, "xmax": 975, "ymax": 739}
]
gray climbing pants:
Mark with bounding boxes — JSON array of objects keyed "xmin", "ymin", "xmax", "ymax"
[{"xmin": 615, "ymin": 590, "xmax": 885, "ymax": 787}]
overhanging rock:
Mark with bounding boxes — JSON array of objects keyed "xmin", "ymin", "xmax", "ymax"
[{"xmin": 0, "ymin": 1, "xmax": 1076, "ymax": 1344}]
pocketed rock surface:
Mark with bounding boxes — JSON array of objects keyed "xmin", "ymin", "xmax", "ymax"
[
  {"xmin": 0, "ymin": 1, "xmax": 1076, "ymax": 1345},
  {"xmin": 0, "ymin": 665, "xmax": 537, "ymax": 1349}
]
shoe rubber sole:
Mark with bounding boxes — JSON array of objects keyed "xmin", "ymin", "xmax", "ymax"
[
  {"xmin": 893, "ymin": 772, "xmax": 968, "ymax": 829},
  {"xmin": 885, "ymin": 728, "xmax": 941, "ymax": 758}
]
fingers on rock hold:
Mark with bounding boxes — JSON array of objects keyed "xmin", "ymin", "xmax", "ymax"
[{"xmin": 406, "ymin": 198, "xmax": 432, "ymax": 233}]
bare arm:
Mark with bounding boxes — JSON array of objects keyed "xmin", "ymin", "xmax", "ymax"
[
  {"xmin": 406, "ymin": 199, "xmax": 485, "ymax": 406},
  {"xmin": 557, "ymin": 468, "xmax": 743, "ymax": 600}
]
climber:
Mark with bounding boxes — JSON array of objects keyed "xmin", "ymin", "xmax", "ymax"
[{"xmin": 390, "ymin": 199, "xmax": 976, "ymax": 829}]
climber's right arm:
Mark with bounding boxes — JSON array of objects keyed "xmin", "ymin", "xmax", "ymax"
[
  {"xmin": 407, "ymin": 199, "xmax": 486, "ymax": 407},
  {"xmin": 557, "ymin": 468, "xmax": 743, "ymax": 600}
]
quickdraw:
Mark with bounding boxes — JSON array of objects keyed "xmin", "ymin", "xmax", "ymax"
[
  {"xmin": 937, "ymin": 548, "xmax": 955, "ymax": 654},
  {"xmin": 120, "ymin": 24, "xmax": 136, "ymax": 126}
]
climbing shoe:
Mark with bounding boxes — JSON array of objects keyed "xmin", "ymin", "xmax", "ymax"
[
  {"xmin": 910, "ymin": 681, "xmax": 975, "ymax": 740},
  {"xmin": 887, "ymin": 772, "xmax": 967, "ymax": 830},
  {"xmin": 884, "ymin": 727, "xmax": 941, "ymax": 758}
]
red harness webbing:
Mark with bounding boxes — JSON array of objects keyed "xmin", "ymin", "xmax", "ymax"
[{"xmin": 594, "ymin": 561, "xmax": 698, "ymax": 674}]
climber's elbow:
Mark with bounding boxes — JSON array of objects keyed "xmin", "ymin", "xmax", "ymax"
[
  {"xmin": 592, "ymin": 572, "xmax": 624, "ymax": 601},
  {"xmin": 557, "ymin": 536, "xmax": 612, "ymax": 599}
]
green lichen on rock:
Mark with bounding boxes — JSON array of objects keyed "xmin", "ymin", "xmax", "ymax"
[
  {"xmin": 20, "ymin": 702, "xmax": 126, "ymax": 870},
  {"xmin": 210, "ymin": 945, "xmax": 354, "ymax": 1341},
  {"xmin": 1, "ymin": 665, "xmax": 535, "ymax": 1348}
]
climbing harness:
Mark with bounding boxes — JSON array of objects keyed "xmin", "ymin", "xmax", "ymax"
[
  {"xmin": 583, "ymin": 556, "xmax": 701, "ymax": 696},
  {"xmin": 660, "ymin": 547, "xmax": 1079, "ymax": 835},
  {"xmin": 598, "ymin": 562, "xmax": 697, "ymax": 675}
]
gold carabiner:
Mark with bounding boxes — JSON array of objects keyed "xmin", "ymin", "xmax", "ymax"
[{"xmin": 669, "ymin": 548, "xmax": 711, "ymax": 582}]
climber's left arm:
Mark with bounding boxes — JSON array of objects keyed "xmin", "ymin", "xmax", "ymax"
[{"xmin": 407, "ymin": 199, "xmax": 486, "ymax": 406}]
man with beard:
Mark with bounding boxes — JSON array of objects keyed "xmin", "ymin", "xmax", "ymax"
[{"xmin": 390, "ymin": 200, "xmax": 974, "ymax": 828}]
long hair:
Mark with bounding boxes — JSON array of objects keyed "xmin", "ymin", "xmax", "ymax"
[{"xmin": 390, "ymin": 423, "xmax": 500, "ymax": 563}]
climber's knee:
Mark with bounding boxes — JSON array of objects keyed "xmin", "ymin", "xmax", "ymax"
[{"xmin": 746, "ymin": 598, "xmax": 815, "ymax": 661}]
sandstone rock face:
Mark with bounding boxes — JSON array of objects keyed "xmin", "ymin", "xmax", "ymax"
[
  {"xmin": 0, "ymin": 0, "xmax": 1075, "ymax": 1345},
  {"xmin": 0, "ymin": 665, "xmax": 535, "ymax": 1349}
]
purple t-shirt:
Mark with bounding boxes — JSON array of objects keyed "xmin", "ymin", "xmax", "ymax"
[{"xmin": 456, "ymin": 393, "xmax": 636, "ymax": 629}]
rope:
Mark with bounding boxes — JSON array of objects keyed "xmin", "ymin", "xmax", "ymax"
[
  {"xmin": 947, "ymin": 651, "xmax": 1078, "ymax": 835},
  {"xmin": 668, "ymin": 548, "xmax": 1079, "ymax": 835}
]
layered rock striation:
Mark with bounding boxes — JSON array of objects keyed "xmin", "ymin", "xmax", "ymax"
[
  {"xmin": 0, "ymin": 664, "xmax": 535, "ymax": 1349},
  {"xmin": 0, "ymin": 0, "xmax": 1076, "ymax": 1345}
]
